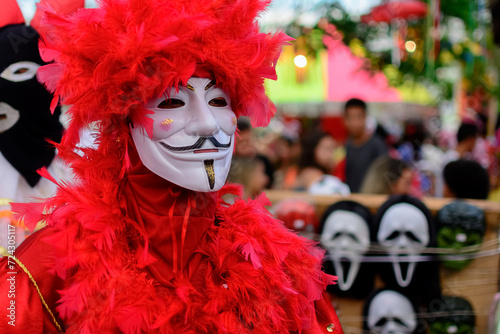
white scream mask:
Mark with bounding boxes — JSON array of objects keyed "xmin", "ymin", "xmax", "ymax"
[
  {"xmin": 367, "ymin": 290, "xmax": 417, "ymax": 334},
  {"xmin": 130, "ymin": 77, "xmax": 237, "ymax": 192},
  {"xmin": 377, "ymin": 203, "xmax": 429, "ymax": 287},
  {"xmin": 321, "ymin": 210, "xmax": 370, "ymax": 291}
]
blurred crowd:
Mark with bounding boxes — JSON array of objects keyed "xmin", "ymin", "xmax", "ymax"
[{"xmin": 228, "ymin": 97, "xmax": 496, "ymax": 201}]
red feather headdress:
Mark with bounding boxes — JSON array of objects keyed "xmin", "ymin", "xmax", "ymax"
[{"xmin": 37, "ymin": 0, "xmax": 290, "ymax": 174}]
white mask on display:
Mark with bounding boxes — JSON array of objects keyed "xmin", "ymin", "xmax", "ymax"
[
  {"xmin": 0, "ymin": 102, "xmax": 20, "ymax": 133},
  {"xmin": 367, "ymin": 290, "xmax": 417, "ymax": 334},
  {"xmin": 130, "ymin": 77, "xmax": 237, "ymax": 192},
  {"xmin": 377, "ymin": 203, "xmax": 429, "ymax": 287},
  {"xmin": 321, "ymin": 210, "xmax": 370, "ymax": 291}
]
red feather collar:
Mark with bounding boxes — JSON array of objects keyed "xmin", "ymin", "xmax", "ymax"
[
  {"xmin": 15, "ymin": 145, "xmax": 336, "ymax": 333},
  {"xmin": 123, "ymin": 148, "xmax": 217, "ymax": 284}
]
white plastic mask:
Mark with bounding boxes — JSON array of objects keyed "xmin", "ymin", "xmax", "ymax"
[
  {"xmin": 377, "ymin": 203, "xmax": 429, "ymax": 287},
  {"xmin": 0, "ymin": 61, "xmax": 39, "ymax": 133},
  {"xmin": 367, "ymin": 290, "xmax": 417, "ymax": 334},
  {"xmin": 130, "ymin": 77, "xmax": 237, "ymax": 192},
  {"xmin": 321, "ymin": 210, "xmax": 370, "ymax": 291},
  {"xmin": 0, "ymin": 102, "xmax": 20, "ymax": 133}
]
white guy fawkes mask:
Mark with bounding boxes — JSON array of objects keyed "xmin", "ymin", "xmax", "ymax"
[
  {"xmin": 130, "ymin": 77, "xmax": 237, "ymax": 192},
  {"xmin": 321, "ymin": 210, "xmax": 370, "ymax": 291},
  {"xmin": 377, "ymin": 203, "xmax": 429, "ymax": 288},
  {"xmin": 367, "ymin": 290, "xmax": 417, "ymax": 334}
]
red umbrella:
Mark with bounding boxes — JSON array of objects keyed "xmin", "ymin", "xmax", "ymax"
[{"xmin": 361, "ymin": 0, "xmax": 428, "ymax": 23}]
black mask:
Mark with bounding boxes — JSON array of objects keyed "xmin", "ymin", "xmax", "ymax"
[{"xmin": 0, "ymin": 24, "xmax": 63, "ymax": 187}]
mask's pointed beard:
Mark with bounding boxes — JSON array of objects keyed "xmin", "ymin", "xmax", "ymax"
[{"xmin": 204, "ymin": 159, "xmax": 215, "ymax": 190}]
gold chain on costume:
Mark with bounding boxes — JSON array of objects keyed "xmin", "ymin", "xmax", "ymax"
[{"xmin": 0, "ymin": 248, "xmax": 64, "ymax": 333}]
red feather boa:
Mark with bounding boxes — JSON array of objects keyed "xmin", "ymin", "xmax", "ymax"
[
  {"xmin": 13, "ymin": 144, "xmax": 338, "ymax": 333},
  {"xmin": 50, "ymin": 192, "xmax": 336, "ymax": 333}
]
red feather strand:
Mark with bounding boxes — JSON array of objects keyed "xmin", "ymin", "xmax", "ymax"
[{"xmin": 11, "ymin": 202, "xmax": 46, "ymax": 231}]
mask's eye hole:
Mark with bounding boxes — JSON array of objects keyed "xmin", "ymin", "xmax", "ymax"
[
  {"xmin": 157, "ymin": 98, "xmax": 185, "ymax": 109},
  {"xmin": 14, "ymin": 68, "xmax": 29, "ymax": 75},
  {"xmin": 394, "ymin": 318, "xmax": 409, "ymax": 328},
  {"xmin": 332, "ymin": 232, "xmax": 342, "ymax": 240},
  {"xmin": 386, "ymin": 231, "xmax": 401, "ymax": 241},
  {"xmin": 374, "ymin": 317, "xmax": 388, "ymax": 327},
  {"xmin": 348, "ymin": 233, "xmax": 359, "ymax": 243},
  {"xmin": 1, "ymin": 61, "xmax": 39, "ymax": 82},
  {"xmin": 0, "ymin": 114, "xmax": 6, "ymax": 121},
  {"xmin": 208, "ymin": 97, "xmax": 228, "ymax": 107},
  {"xmin": 405, "ymin": 231, "xmax": 421, "ymax": 243}
]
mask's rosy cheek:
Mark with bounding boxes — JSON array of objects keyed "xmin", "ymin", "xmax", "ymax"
[
  {"xmin": 231, "ymin": 117, "xmax": 237, "ymax": 126},
  {"xmin": 160, "ymin": 118, "xmax": 173, "ymax": 131}
]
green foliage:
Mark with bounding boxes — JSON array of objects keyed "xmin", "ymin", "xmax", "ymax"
[{"xmin": 280, "ymin": 0, "xmax": 496, "ymax": 105}]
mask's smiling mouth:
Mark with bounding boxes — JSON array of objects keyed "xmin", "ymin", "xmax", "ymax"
[{"xmin": 194, "ymin": 149, "xmax": 218, "ymax": 154}]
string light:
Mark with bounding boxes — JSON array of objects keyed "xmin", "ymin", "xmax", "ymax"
[
  {"xmin": 294, "ymin": 55, "xmax": 308, "ymax": 68},
  {"xmin": 405, "ymin": 40, "xmax": 417, "ymax": 53}
]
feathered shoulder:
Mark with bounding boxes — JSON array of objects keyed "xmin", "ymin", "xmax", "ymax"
[
  {"xmin": 14, "ymin": 184, "xmax": 335, "ymax": 333},
  {"xmin": 197, "ymin": 185, "xmax": 336, "ymax": 332}
]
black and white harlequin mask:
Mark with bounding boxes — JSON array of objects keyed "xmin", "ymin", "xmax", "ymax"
[
  {"xmin": 377, "ymin": 202, "xmax": 430, "ymax": 287},
  {"xmin": 0, "ymin": 24, "xmax": 63, "ymax": 186}
]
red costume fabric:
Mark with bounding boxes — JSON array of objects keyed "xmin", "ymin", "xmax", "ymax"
[
  {"xmin": 1, "ymin": 146, "xmax": 342, "ymax": 333},
  {"xmin": 0, "ymin": 0, "xmax": 344, "ymax": 332}
]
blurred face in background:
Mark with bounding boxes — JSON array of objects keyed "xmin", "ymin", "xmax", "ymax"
[
  {"xmin": 275, "ymin": 137, "xmax": 292, "ymax": 162},
  {"xmin": 275, "ymin": 137, "xmax": 301, "ymax": 165},
  {"xmin": 248, "ymin": 159, "xmax": 269, "ymax": 198},
  {"xmin": 314, "ymin": 135, "xmax": 336, "ymax": 172},
  {"xmin": 462, "ymin": 136, "xmax": 477, "ymax": 153},
  {"xmin": 235, "ymin": 129, "xmax": 257, "ymax": 158},
  {"xmin": 391, "ymin": 168, "xmax": 414, "ymax": 195},
  {"xmin": 344, "ymin": 106, "xmax": 366, "ymax": 139},
  {"xmin": 228, "ymin": 158, "xmax": 268, "ymax": 199}
]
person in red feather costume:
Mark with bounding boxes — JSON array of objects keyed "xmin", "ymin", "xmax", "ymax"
[{"xmin": 0, "ymin": 0, "xmax": 343, "ymax": 333}]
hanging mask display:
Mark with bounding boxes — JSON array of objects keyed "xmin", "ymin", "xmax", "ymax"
[
  {"xmin": 488, "ymin": 293, "xmax": 500, "ymax": 334},
  {"xmin": 375, "ymin": 195, "xmax": 440, "ymax": 303},
  {"xmin": 273, "ymin": 198, "xmax": 319, "ymax": 235},
  {"xmin": 436, "ymin": 202, "xmax": 486, "ymax": 271},
  {"xmin": 319, "ymin": 200, "xmax": 374, "ymax": 298},
  {"xmin": 364, "ymin": 289, "xmax": 419, "ymax": 334},
  {"xmin": 130, "ymin": 77, "xmax": 236, "ymax": 192},
  {"xmin": 0, "ymin": 21, "xmax": 63, "ymax": 187},
  {"xmin": 378, "ymin": 202, "xmax": 429, "ymax": 287},
  {"xmin": 428, "ymin": 296, "xmax": 476, "ymax": 334}
]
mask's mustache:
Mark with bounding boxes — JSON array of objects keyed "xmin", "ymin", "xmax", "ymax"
[{"xmin": 160, "ymin": 136, "xmax": 231, "ymax": 152}]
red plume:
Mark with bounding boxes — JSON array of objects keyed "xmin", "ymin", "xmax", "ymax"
[
  {"xmin": 31, "ymin": 0, "xmax": 85, "ymax": 32},
  {"xmin": 0, "ymin": 0, "xmax": 25, "ymax": 28},
  {"xmin": 35, "ymin": 0, "xmax": 291, "ymax": 179}
]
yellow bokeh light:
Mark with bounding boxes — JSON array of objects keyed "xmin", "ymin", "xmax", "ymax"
[
  {"xmin": 405, "ymin": 41, "xmax": 416, "ymax": 53},
  {"xmin": 294, "ymin": 55, "xmax": 308, "ymax": 68}
]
